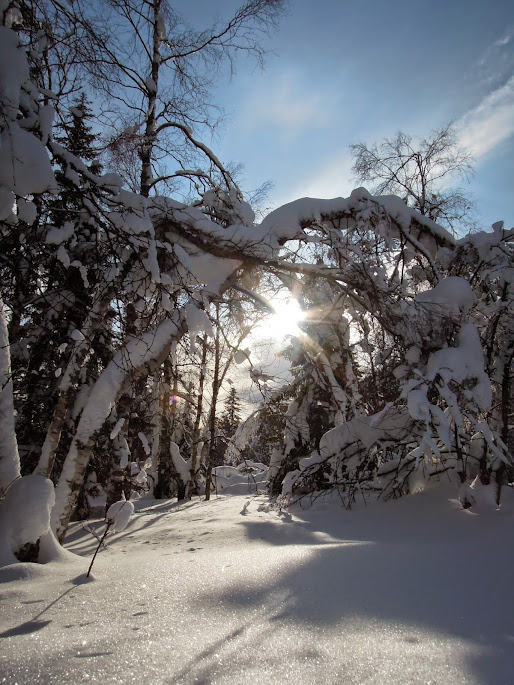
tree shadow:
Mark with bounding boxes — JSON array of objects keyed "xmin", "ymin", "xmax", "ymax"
[
  {"xmin": 64, "ymin": 497, "xmax": 201, "ymax": 556},
  {"xmin": 189, "ymin": 495, "xmax": 514, "ymax": 685},
  {"xmin": 0, "ymin": 575, "xmax": 93, "ymax": 640},
  {"xmin": 0, "ymin": 620, "xmax": 52, "ymax": 638}
]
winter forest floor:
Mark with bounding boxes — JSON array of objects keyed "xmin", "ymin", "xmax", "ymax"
[{"xmin": 0, "ymin": 486, "xmax": 513, "ymax": 685}]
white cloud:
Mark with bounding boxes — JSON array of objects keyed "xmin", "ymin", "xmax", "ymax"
[
  {"xmin": 242, "ymin": 70, "xmax": 329, "ymax": 136},
  {"xmin": 271, "ymin": 153, "xmax": 356, "ymax": 208},
  {"xmin": 457, "ymin": 75, "xmax": 514, "ymax": 159},
  {"xmin": 494, "ymin": 35, "xmax": 511, "ymax": 47}
]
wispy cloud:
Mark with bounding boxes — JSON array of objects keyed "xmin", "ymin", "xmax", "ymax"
[
  {"xmin": 494, "ymin": 35, "xmax": 511, "ymax": 47},
  {"xmin": 457, "ymin": 75, "xmax": 514, "ymax": 159},
  {"xmin": 272, "ymin": 153, "xmax": 355, "ymax": 208},
  {"xmin": 241, "ymin": 70, "xmax": 329, "ymax": 137},
  {"xmin": 476, "ymin": 28, "xmax": 513, "ymax": 72}
]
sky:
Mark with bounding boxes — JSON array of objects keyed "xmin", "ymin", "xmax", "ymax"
[{"xmin": 186, "ymin": 0, "xmax": 514, "ymax": 230}]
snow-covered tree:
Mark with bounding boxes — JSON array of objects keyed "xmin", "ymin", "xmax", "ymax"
[{"xmin": 1, "ymin": 7, "xmax": 513, "ymax": 566}]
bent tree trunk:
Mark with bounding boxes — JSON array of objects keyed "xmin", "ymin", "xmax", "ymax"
[
  {"xmin": 35, "ymin": 299, "xmax": 113, "ymax": 478},
  {"xmin": 51, "ymin": 314, "xmax": 185, "ymax": 541}
]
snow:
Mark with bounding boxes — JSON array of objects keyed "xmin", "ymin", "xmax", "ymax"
[
  {"xmin": 108, "ymin": 209, "xmax": 153, "ymax": 236},
  {"xmin": 106, "ymin": 499, "xmax": 134, "ymax": 533},
  {"xmin": 16, "ymin": 197, "xmax": 37, "ymax": 224},
  {"xmin": 184, "ymin": 301, "xmax": 213, "ymax": 351},
  {"xmin": 0, "ymin": 475, "xmax": 55, "ymax": 566},
  {"xmin": 0, "ymin": 32, "xmax": 56, "ymax": 198},
  {"xmin": 416, "ymin": 276, "xmax": 474, "ymax": 314},
  {"xmin": 98, "ymin": 173, "xmax": 123, "ymax": 190},
  {"xmin": 70, "ymin": 329, "xmax": 86, "ymax": 342},
  {"xmin": 259, "ymin": 188, "xmax": 454, "ymax": 249},
  {"xmin": 0, "ymin": 124, "xmax": 56, "ymax": 196},
  {"xmin": 212, "ymin": 463, "xmax": 268, "ymax": 495},
  {"xmin": 109, "ymin": 418, "xmax": 125, "ymax": 440},
  {"xmin": 233, "ymin": 349, "xmax": 248, "ymax": 364},
  {"xmin": 0, "ymin": 486, "xmax": 512, "ymax": 684},
  {"xmin": 170, "ymin": 442, "xmax": 190, "ymax": 484},
  {"xmin": 56, "ymin": 244, "xmax": 70, "ymax": 268},
  {"xmin": 138, "ymin": 432, "xmax": 151, "ymax": 456},
  {"xmin": 405, "ymin": 345, "xmax": 421, "ymax": 365},
  {"xmin": 145, "ymin": 75, "xmax": 157, "ymax": 93},
  {"xmin": 188, "ymin": 253, "xmax": 242, "ymax": 295},
  {"xmin": 426, "ymin": 323, "xmax": 492, "ymax": 410},
  {"xmin": 69, "ymin": 106, "xmax": 84, "ymax": 118},
  {"xmin": 169, "ymin": 244, "xmax": 242, "ymax": 295},
  {"xmin": 46, "ymin": 222, "xmax": 75, "ymax": 245},
  {"xmin": 39, "ymin": 104, "xmax": 55, "ymax": 145},
  {"xmin": 0, "ymin": 27, "xmax": 29, "ymax": 110}
]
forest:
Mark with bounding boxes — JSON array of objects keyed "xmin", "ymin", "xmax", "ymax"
[{"xmin": 0, "ymin": 0, "xmax": 513, "ymax": 567}]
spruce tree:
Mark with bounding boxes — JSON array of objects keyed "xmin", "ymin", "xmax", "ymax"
[
  {"xmin": 219, "ymin": 388, "xmax": 242, "ymax": 439},
  {"xmin": 51, "ymin": 93, "xmax": 100, "ymax": 225}
]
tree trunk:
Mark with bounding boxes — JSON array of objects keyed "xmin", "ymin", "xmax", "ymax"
[
  {"xmin": 51, "ymin": 314, "xmax": 185, "ymax": 541},
  {"xmin": 105, "ymin": 392, "xmax": 132, "ymax": 513},
  {"xmin": 188, "ymin": 338, "xmax": 208, "ymax": 499},
  {"xmin": 205, "ymin": 308, "xmax": 221, "ymax": 501},
  {"xmin": 139, "ymin": 0, "xmax": 162, "ymax": 198},
  {"xmin": 154, "ymin": 362, "xmax": 186, "ymax": 499},
  {"xmin": 0, "ymin": 296, "xmax": 20, "ymax": 492}
]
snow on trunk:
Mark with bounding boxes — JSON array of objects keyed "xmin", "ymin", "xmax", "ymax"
[
  {"xmin": 35, "ymin": 295, "xmax": 125, "ymax": 478},
  {"xmin": 170, "ymin": 442, "xmax": 191, "ymax": 489},
  {"xmin": 52, "ymin": 313, "xmax": 186, "ymax": 540},
  {"xmin": 0, "ymin": 474, "xmax": 55, "ymax": 567},
  {"xmin": 0, "ymin": 296, "xmax": 20, "ymax": 492}
]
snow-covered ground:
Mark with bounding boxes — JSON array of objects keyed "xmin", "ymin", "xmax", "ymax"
[{"xmin": 0, "ymin": 485, "xmax": 513, "ymax": 684}]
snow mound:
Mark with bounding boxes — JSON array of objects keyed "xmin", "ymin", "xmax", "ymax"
[
  {"xmin": 106, "ymin": 499, "xmax": 134, "ymax": 532},
  {"xmin": 0, "ymin": 475, "xmax": 55, "ymax": 567}
]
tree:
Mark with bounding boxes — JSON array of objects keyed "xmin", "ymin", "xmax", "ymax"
[
  {"xmin": 350, "ymin": 123, "xmax": 475, "ymax": 232},
  {"xmin": 43, "ymin": 0, "xmax": 286, "ymax": 198},
  {"xmin": 234, "ymin": 391, "xmax": 289, "ymax": 466},
  {"xmin": 1, "ymin": 0, "xmax": 285, "ymax": 535},
  {"xmin": 219, "ymin": 388, "xmax": 243, "ymax": 438}
]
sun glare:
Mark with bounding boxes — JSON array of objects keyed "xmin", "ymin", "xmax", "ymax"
[{"xmin": 253, "ymin": 298, "xmax": 304, "ymax": 340}]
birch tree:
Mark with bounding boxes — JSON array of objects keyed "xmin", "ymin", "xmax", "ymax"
[{"xmin": 350, "ymin": 123, "xmax": 475, "ymax": 232}]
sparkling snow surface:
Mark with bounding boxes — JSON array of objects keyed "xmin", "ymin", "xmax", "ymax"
[{"xmin": 1, "ymin": 488, "xmax": 513, "ymax": 684}]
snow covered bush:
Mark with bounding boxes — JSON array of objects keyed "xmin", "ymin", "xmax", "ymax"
[{"xmin": 86, "ymin": 497, "xmax": 134, "ymax": 577}]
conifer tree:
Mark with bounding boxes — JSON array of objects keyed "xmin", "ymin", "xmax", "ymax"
[
  {"xmin": 51, "ymin": 93, "xmax": 101, "ymax": 224},
  {"xmin": 219, "ymin": 388, "xmax": 242, "ymax": 439}
]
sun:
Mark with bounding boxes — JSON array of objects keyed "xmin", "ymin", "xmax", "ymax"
[{"xmin": 253, "ymin": 297, "xmax": 305, "ymax": 340}]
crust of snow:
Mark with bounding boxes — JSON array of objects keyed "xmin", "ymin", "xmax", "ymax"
[{"xmin": 1, "ymin": 488, "xmax": 513, "ymax": 684}]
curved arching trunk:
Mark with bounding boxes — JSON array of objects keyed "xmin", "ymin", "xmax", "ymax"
[{"xmin": 51, "ymin": 314, "xmax": 186, "ymax": 541}]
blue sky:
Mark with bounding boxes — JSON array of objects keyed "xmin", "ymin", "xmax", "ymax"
[{"xmin": 190, "ymin": 0, "xmax": 514, "ymax": 230}]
